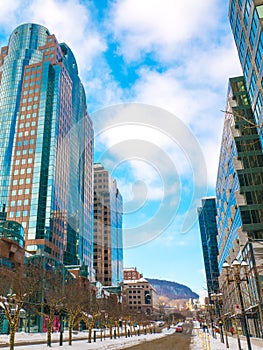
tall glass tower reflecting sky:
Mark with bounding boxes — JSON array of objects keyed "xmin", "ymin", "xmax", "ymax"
[
  {"xmin": 0, "ymin": 23, "xmax": 93, "ymax": 269},
  {"xmin": 229, "ymin": 0, "xmax": 263, "ymax": 148},
  {"xmin": 198, "ymin": 197, "xmax": 219, "ymax": 296}
]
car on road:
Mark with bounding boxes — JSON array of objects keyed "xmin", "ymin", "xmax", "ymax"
[{"xmin": 175, "ymin": 322, "xmax": 184, "ymax": 333}]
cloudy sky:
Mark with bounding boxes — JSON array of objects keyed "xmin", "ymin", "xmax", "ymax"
[{"xmin": 0, "ymin": 0, "xmax": 242, "ymax": 294}]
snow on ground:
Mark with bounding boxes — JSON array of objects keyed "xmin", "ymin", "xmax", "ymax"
[
  {"xmin": 190, "ymin": 322, "xmax": 263, "ymax": 350},
  {"xmin": 2, "ymin": 323, "xmax": 263, "ymax": 350},
  {"xmin": 0, "ymin": 327, "xmax": 173, "ymax": 350}
]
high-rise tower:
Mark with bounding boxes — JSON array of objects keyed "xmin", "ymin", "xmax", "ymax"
[
  {"xmin": 93, "ymin": 163, "xmax": 123, "ymax": 286},
  {"xmin": 229, "ymin": 0, "xmax": 263, "ymax": 147},
  {"xmin": 198, "ymin": 197, "xmax": 219, "ymax": 296},
  {"xmin": 216, "ymin": 76, "xmax": 263, "ymax": 336},
  {"xmin": 0, "ymin": 24, "xmax": 93, "ymax": 269}
]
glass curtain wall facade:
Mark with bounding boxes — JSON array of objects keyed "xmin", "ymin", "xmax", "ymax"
[
  {"xmin": 198, "ymin": 197, "xmax": 219, "ymax": 297},
  {"xmin": 0, "ymin": 24, "xmax": 93, "ymax": 269},
  {"xmin": 229, "ymin": 0, "xmax": 263, "ymax": 147},
  {"xmin": 93, "ymin": 163, "xmax": 123, "ymax": 286},
  {"xmin": 216, "ymin": 76, "xmax": 263, "ymax": 337}
]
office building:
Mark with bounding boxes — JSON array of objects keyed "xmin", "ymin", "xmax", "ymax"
[
  {"xmin": 124, "ymin": 267, "xmax": 143, "ymax": 281},
  {"xmin": 216, "ymin": 76, "xmax": 263, "ymax": 337},
  {"xmin": 198, "ymin": 197, "xmax": 220, "ymax": 296},
  {"xmin": 93, "ymin": 163, "xmax": 123, "ymax": 286},
  {"xmin": 229, "ymin": 0, "xmax": 263, "ymax": 147},
  {"xmin": 122, "ymin": 268, "xmax": 158, "ymax": 316},
  {"xmin": 0, "ymin": 23, "xmax": 93, "ymax": 269}
]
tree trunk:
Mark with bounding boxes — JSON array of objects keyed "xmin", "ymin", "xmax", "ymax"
[
  {"xmin": 88, "ymin": 326, "xmax": 92, "ymax": 343},
  {"xmin": 68, "ymin": 324, "xmax": 73, "ymax": 345},
  {"xmin": 47, "ymin": 320, "xmax": 52, "ymax": 347},
  {"xmin": 125, "ymin": 321, "xmax": 127, "ymax": 337},
  {"xmin": 47, "ymin": 310, "xmax": 54, "ymax": 347},
  {"xmin": 9, "ymin": 324, "xmax": 16, "ymax": 350}
]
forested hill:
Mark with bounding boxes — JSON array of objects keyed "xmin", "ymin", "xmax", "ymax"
[{"xmin": 147, "ymin": 278, "xmax": 199, "ymax": 300}]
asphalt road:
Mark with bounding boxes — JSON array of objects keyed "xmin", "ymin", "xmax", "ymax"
[{"xmin": 124, "ymin": 324, "xmax": 193, "ymax": 350}]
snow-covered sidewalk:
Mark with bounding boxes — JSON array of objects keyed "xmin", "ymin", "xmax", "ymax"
[
  {"xmin": 0, "ymin": 327, "xmax": 175, "ymax": 349},
  {"xmin": 190, "ymin": 326, "xmax": 263, "ymax": 350}
]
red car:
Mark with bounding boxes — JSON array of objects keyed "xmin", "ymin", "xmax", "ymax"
[{"xmin": 175, "ymin": 325, "xmax": 183, "ymax": 333}]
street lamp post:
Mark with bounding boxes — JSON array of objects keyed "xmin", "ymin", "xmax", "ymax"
[
  {"xmin": 210, "ymin": 292, "xmax": 229, "ymax": 348},
  {"xmin": 207, "ymin": 303, "xmax": 216, "ymax": 338},
  {"xmin": 222, "ymin": 259, "xmax": 252, "ymax": 350}
]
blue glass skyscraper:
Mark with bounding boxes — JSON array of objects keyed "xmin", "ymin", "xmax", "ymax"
[
  {"xmin": 229, "ymin": 0, "xmax": 263, "ymax": 148},
  {"xmin": 198, "ymin": 197, "xmax": 219, "ymax": 296},
  {"xmin": 0, "ymin": 23, "xmax": 93, "ymax": 270},
  {"xmin": 216, "ymin": 76, "xmax": 263, "ymax": 337}
]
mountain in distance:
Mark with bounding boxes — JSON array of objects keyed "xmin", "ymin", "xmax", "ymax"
[{"xmin": 147, "ymin": 278, "xmax": 199, "ymax": 300}]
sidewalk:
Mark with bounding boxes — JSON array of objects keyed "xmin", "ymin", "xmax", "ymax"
[{"xmin": 190, "ymin": 326, "xmax": 263, "ymax": 350}]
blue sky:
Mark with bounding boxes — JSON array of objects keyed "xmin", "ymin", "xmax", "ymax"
[{"xmin": 0, "ymin": 0, "xmax": 243, "ymax": 295}]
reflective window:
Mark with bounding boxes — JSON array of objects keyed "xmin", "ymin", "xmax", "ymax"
[
  {"xmin": 255, "ymin": 32, "xmax": 263, "ymax": 70},
  {"xmin": 230, "ymin": 0, "xmax": 236, "ymax": 28},
  {"xmin": 235, "ymin": 15, "xmax": 241, "ymax": 42},
  {"xmin": 244, "ymin": 51, "xmax": 252, "ymax": 81},
  {"xmin": 244, "ymin": 0, "xmax": 252, "ymax": 28},
  {"xmin": 249, "ymin": 11, "xmax": 259, "ymax": 48}
]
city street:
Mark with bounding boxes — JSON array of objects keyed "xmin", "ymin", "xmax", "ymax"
[
  {"xmin": 124, "ymin": 323, "xmax": 192, "ymax": 350},
  {"xmin": 0, "ymin": 325, "xmax": 190, "ymax": 350}
]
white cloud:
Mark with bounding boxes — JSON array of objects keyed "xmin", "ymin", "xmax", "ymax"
[
  {"xmin": 0, "ymin": 1, "xmax": 21, "ymax": 30},
  {"xmin": 110, "ymin": 0, "xmax": 218, "ymax": 61},
  {"xmin": 178, "ymin": 36, "xmax": 242, "ymax": 88},
  {"xmin": 0, "ymin": 0, "xmax": 106, "ymax": 80}
]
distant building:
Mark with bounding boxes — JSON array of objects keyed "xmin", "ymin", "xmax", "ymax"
[
  {"xmin": 0, "ymin": 23, "xmax": 93, "ymax": 270},
  {"xmin": 124, "ymin": 267, "xmax": 143, "ymax": 280},
  {"xmin": 93, "ymin": 163, "xmax": 123, "ymax": 286},
  {"xmin": 197, "ymin": 197, "xmax": 219, "ymax": 296},
  {"xmin": 122, "ymin": 273, "xmax": 159, "ymax": 317}
]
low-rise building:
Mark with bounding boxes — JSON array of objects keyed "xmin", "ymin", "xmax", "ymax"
[
  {"xmin": 0, "ymin": 219, "xmax": 25, "ymax": 267},
  {"xmin": 122, "ymin": 268, "xmax": 159, "ymax": 318}
]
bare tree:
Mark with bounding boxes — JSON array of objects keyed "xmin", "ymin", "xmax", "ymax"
[
  {"xmin": 62, "ymin": 277, "xmax": 91, "ymax": 346},
  {"xmin": 41, "ymin": 264, "xmax": 65, "ymax": 347},
  {"xmin": 0, "ymin": 262, "xmax": 42, "ymax": 350}
]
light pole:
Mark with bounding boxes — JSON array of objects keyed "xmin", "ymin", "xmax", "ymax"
[
  {"xmin": 210, "ymin": 292, "xmax": 229, "ymax": 348},
  {"xmin": 222, "ymin": 259, "xmax": 252, "ymax": 350},
  {"xmin": 205, "ymin": 302, "xmax": 215, "ymax": 338}
]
